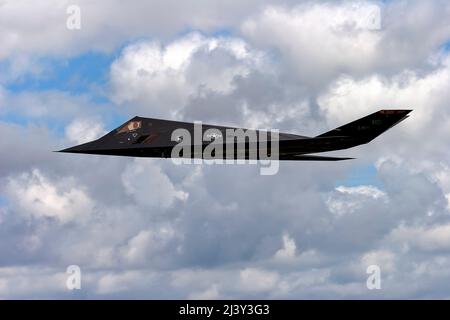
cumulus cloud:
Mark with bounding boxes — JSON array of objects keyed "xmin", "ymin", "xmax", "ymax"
[
  {"xmin": 121, "ymin": 159, "xmax": 189, "ymax": 208},
  {"xmin": 239, "ymin": 268, "xmax": 279, "ymax": 293},
  {"xmin": 4, "ymin": 169, "xmax": 94, "ymax": 223},
  {"xmin": 65, "ymin": 118, "xmax": 106, "ymax": 144},
  {"xmin": 110, "ymin": 32, "xmax": 265, "ymax": 117},
  {"xmin": 390, "ymin": 224, "xmax": 450, "ymax": 252},
  {"xmin": 433, "ymin": 164, "xmax": 450, "ymax": 211},
  {"xmin": 0, "ymin": 0, "xmax": 287, "ymax": 60},
  {"xmin": 318, "ymin": 59, "xmax": 450, "ymax": 131},
  {"xmin": 274, "ymin": 233, "xmax": 297, "ymax": 261},
  {"xmin": 188, "ymin": 284, "xmax": 220, "ymax": 300},
  {"xmin": 242, "ymin": 2, "xmax": 382, "ymax": 85},
  {"xmin": 327, "ymin": 185, "xmax": 388, "ymax": 216},
  {"xmin": 0, "ymin": 266, "xmax": 67, "ymax": 299},
  {"xmin": 96, "ymin": 270, "xmax": 157, "ymax": 295},
  {"xmin": 242, "ymin": 1, "xmax": 450, "ymax": 86},
  {"xmin": 120, "ymin": 227, "xmax": 180, "ymax": 266}
]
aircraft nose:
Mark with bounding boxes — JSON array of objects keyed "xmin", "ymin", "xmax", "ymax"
[{"xmin": 57, "ymin": 141, "xmax": 98, "ymax": 153}]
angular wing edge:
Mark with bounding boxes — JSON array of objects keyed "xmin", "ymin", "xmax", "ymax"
[{"xmin": 280, "ymin": 154, "xmax": 355, "ymax": 161}]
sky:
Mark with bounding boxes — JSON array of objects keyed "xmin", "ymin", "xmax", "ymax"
[{"xmin": 1, "ymin": 0, "xmax": 450, "ymax": 299}]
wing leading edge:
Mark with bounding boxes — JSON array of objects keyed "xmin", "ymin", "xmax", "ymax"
[{"xmin": 279, "ymin": 155, "xmax": 355, "ymax": 161}]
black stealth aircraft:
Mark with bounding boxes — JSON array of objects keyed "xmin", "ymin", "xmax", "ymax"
[{"xmin": 59, "ymin": 110, "xmax": 411, "ymax": 161}]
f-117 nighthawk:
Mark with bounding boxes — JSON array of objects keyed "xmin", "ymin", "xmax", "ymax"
[{"xmin": 59, "ymin": 109, "xmax": 411, "ymax": 161}]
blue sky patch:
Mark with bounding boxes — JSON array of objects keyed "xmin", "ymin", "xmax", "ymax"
[
  {"xmin": 335, "ymin": 163, "xmax": 384, "ymax": 188},
  {"xmin": 6, "ymin": 51, "xmax": 116, "ymax": 103}
]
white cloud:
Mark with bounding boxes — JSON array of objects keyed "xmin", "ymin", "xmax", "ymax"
[
  {"xmin": 0, "ymin": 266, "xmax": 67, "ymax": 298},
  {"xmin": 96, "ymin": 271, "xmax": 153, "ymax": 295},
  {"xmin": 4, "ymin": 169, "xmax": 94, "ymax": 223},
  {"xmin": 317, "ymin": 55, "xmax": 450, "ymax": 190},
  {"xmin": 0, "ymin": 0, "xmax": 277, "ymax": 60},
  {"xmin": 0, "ymin": 0, "xmax": 70, "ymax": 59},
  {"xmin": 239, "ymin": 268, "xmax": 279, "ymax": 292},
  {"xmin": 432, "ymin": 164, "xmax": 450, "ymax": 211},
  {"xmin": 242, "ymin": 2, "xmax": 382, "ymax": 84},
  {"xmin": 65, "ymin": 118, "xmax": 106, "ymax": 144},
  {"xmin": 242, "ymin": 1, "xmax": 450, "ymax": 85},
  {"xmin": 109, "ymin": 32, "xmax": 265, "ymax": 117},
  {"xmin": 274, "ymin": 233, "xmax": 297, "ymax": 261},
  {"xmin": 121, "ymin": 227, "xmax": 177, "ymax": 266},
  {"xmin": 121, "ymin": 159, "xmax": 188, "ymax": 209},
  {"xmin": 336, "ymin": 185, "xmax": 387, "ymax": 199},
  {"xmin": 318, "ymin": 63, "xmax": 450, "ymax": 131},
  {"xmin": 188, "ymin": 284, "xmax": 220, "ymax": 300},
  {"xmin": 390, "ymin": 224, "xmax": 450, "ymax": 252},
  {"xmin": 327, "ymin": 185, "xmax": 387, "ymax": 216}
]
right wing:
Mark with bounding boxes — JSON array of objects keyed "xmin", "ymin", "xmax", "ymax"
[{"xmin": 279, "ymin": 154, "xmax": 354, "ymax": 161}]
